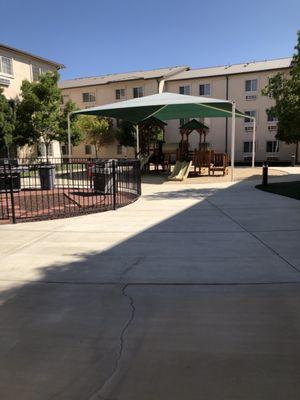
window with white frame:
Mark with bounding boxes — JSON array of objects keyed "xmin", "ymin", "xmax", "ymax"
[
  {"xmin": 0, "ymin": 56, "xmax": 13, "ymax": 76},
  {"xmin": 244, "ymin": 110, "xmax": 256, "ymax": 123},
  {"xmin": 82, "ymin": 92, "xmax": 96, "ymax": 102},
  {"xmin": 133, "ymin": 87, "xmax": 143, "ymax": 98},
  {"xmin": 243, "ymin": 141, "xmax": 254, "ymax": 153},
  {"xmin": 245, "ymin": 79, "xmax": 258, "ymax": 92},
  {"xmin": 38, "ymin": 143, "xmax": 53, "ymax": 157},
  {"xmin": 266, "ymin": 111, "xmax": 278, "ymax": 122},
  {"xmin": 199, "ymin": 84, "xmax": 211, "ymax": 96},
  {"xmin": 116, "ymin": 88, "xmax": 126, "ymax": 100},
  {"xmin": 266, "ymin": 141, "xmax": 279, "ymax": 153},
  {"xmin": 85, "ymin": 145, "xmax": 92, "ymax": 155},
  {"xmin": 179, "ymin": 85, "xmax": 190, "ymax": 95}
]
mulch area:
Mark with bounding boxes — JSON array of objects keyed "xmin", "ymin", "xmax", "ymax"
[{"xmin": 0, "ymin": 188, "xmax": 137, "ymax": 224}]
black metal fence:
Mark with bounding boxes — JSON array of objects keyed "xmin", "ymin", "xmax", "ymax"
[{"xmin": 0, "ymin": 158, "xmax": 141, "ymax": 224}]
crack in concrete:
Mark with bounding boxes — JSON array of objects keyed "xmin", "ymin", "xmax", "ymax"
[
  {"xmin": 88, "ymin": 283, "xmax": 135, "ymax": 400},
  {"xmin": 120, "ymin": 256, "xmax": 144, "ymax": 279}
]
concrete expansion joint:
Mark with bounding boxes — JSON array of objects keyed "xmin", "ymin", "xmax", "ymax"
[
  {"xmin": 205, "ymin": 197, "xmax": 300, "ymax": 274},
  {"xmin": 88, "ymin": 283, "xmax": 136, "ymax": 400}
]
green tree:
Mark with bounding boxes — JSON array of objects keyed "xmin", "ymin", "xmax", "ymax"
[
  {"xmin": 57, "ymin": 100, "xmax": 85, "ymax": 150},
  {"xmin": 77, "ymin": 115, "xmax": 115, "ymax": 157},
  {"xmin": 16, "ymin": 71, "xmax": 62, "ymax": 161},
  {"xmin": 262, "ymin": 31, "xmax": 300, "ymax": 162},
  {"xmin": 115, "ymin": 120, "xmax": 136, "ymax": 148},
  {"xmin": 0, "ymin": 88, "xmax": 16, "ymax": 157}
]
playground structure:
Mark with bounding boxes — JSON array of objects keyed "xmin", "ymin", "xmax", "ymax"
[{"xmin": 136, "ymin": 117, "xmax": 228, "ymax": 181}]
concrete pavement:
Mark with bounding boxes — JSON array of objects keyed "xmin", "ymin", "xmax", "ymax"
[{"xmin": 1, "ymin": 174, "xmax": 300, "ymax": 399}]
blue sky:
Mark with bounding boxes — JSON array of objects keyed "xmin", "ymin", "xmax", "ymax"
[{"xmin": 1, "ymin": 0, "xmax": 299, "ymax": 80}]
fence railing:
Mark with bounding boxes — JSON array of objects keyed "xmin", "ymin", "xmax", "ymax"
[{"xmin": 0, "ymin": 158, "xmax": 141, "ymax": 224}]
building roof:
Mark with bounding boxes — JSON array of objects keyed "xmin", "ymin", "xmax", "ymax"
[
  {"xmin": 59, "ymin": 66, "xmax": 189, "ymax": 89},
  {"xmin": 0, "ymin": 43, "xmax": 65, "ymax": 69},
  {"xmin": 166, "ymin": 58, "xmax": 292, "ymax": 81}
]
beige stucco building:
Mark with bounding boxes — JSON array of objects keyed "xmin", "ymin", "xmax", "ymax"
[
  {"xmin": 0, "ymin": 43, "xmax": 64, "ymax": 158},
  {"xmin": 60, "ymin": 58, "xmax": 294, "ymax": 163}
]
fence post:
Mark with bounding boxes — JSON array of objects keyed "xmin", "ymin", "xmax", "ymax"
[
  {"xmin": 8, "ymin": 162, "xmax": 16, "ymax": 224},
  {"xmin": 112, "ymin": 160, "xmax": 116, "ymax": 210}
]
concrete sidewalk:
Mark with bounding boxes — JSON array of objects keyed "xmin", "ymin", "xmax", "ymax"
[{"xmin": 1, "ymin": 176, "xmax": 300, "ymax": 399}]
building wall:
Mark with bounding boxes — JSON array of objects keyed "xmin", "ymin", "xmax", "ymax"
[
  {"xmin": 0, "ymin": 46, "xmax": 61, "ymax": 159},
  {"xmin": 165, "ymin": 69, "xmax": 294, "ymax": 162},
  {"xmin": 62, "ymin": 78, "xmax": 159, "ymax": 158},
  {"xmin": 61, "ymin": 65, "xmax": 295, "ymax": 163}
]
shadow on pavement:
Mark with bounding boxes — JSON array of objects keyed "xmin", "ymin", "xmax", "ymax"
[{"xmin": 1, "ymin": 176, "xmax": 300, "ymax": 399}]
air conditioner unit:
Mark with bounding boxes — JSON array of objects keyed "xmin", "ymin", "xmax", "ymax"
[
  {"xmin": 0, "ymin": 78, "xmax": 10, "ymax": 87},
  {"xmin": 245, "ymin": 95, "xmax": 257, "ymax": 100},
  {"xmin": 244, "ymin": 126, "xmax": 253, "ymax": 132}
]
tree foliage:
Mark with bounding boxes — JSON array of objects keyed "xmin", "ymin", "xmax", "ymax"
[
  {"xmin": 16, "ymin": 71, "xmax": 62, "ymax": 160},
  {"xmin": 58, "ymin": 100, "xmax": 85, "ymax": 147},
  {"xmin": 262, "ymin": 31, "xmax": 300, "ymax": 161},
  {"xmin": 114, "ymin": 120, "xmax": 136, "ymax": 148},
  {"xmin": 0, "ymin": 88, "xmax": 16, "ymax": 157},
  {"xmin": 77, "ymin": 115, "xmax": 115, "ymax": 156}
]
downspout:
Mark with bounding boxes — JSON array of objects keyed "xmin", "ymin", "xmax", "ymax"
[
  {"xmin": 225, "ymin": 75, "xmax": 229, "ymax": 153},
  {"xmin": 157, "ymin": 78, "xmax": 165, "ymax": 94}
]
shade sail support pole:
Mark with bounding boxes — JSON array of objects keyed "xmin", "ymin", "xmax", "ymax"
[
  {"xmin": 252, "ymin": 117, "xmax": 256, "ymax": 168},
  {"xmin": 136, "ymin": 124, "xmax": 140, "ymax": 157},
  {"xmin": 230, "ymin": 102, "xmax": 236, "ymax": 182},
  {"xmin": 67, "ymin": 112, "xmax": 72, "ymax": 159}
]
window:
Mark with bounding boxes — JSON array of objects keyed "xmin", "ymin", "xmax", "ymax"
[
  {"xmin": 82, "ymin": 92, "xmax": 96, "ymax": 102},
  {"xmin": 243, "ymin": 141, "xmax": 253, "ymax": 153},
  {"xmin": 267, "ymin": 111, "xmax": 278, "ymax": 122},
  {"xmin": 244, "ymin": 110, "xmax": 256, "ymax": 123},
  {"xmin": 61, "ymin": 145, "xmax": 67, "ymax": 155},
  {"xmin": 133, "ymin": 87, "xmax": 143, "ymax": 98},
  {"xmin": 117, "ymin": 144, "xmax": 123, "ymax": 155},
  {"xmin": 38, "ymin": 143, "xmax": 53, "ymax": 157},
  {"xmin": 179, "ymin": 118, "xmax": 190, "ymax": 126},
  {"xmin": 266, "ymin": 141, "xmax": 279, "ymax": 153},
  {"xmin": 199, "ymin": 84, "xmax": 211, "ymax": 96},
  {"xmin": 85, "ymin": 145, "xmax": 92, "ymax": 155},
  {"xmin": 245, "ymin": 79, "xmax": 258, "ymax": 92},
  {"xmin": 179, "ymin": 86, "xmax": 190, "ymax": 95},
  {"xmin": 0, "ymin": 56, "xmax": 13, "ymax": 75},
  {"xmin": 116, "ymin": 89, "xmax": 126, "ymax": 100},
  {"xmin": 32, "ymin": 65, "xmax": 41, "ymax": 81}
]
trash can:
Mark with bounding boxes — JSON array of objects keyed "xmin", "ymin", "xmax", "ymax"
[
  {"xmin": 39, "ymin": 164, "xmax": 56, "ymax": 190},
  {"xmin": 93, "ymin": 160, "xmax": 115, "ymax": 194},
  {"xmin": 0, "ymin": 161, "xmax": 21, "ymax": 193},
  {"xmin": 291, "ymin": 153, "xmax": 296, "ymax": 167}
]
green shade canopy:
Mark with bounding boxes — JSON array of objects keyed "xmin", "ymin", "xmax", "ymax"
[
  {"xmin": 73, "ymin": 92, "xmax": 246, "ymax": 123},
  {"xmin": 180, "ymin": 118, "xmax": 209, "ymax": 131}
]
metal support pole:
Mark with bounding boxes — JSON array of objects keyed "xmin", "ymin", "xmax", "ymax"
[
  {"xmin": 136, "ymin": 124, "xmax": 140, "ymax": 157},
  {"xmin": 8, "ymin": 163, "xmax": 16, "ymax": 224},
  {"xmin": 112, "ymin": 160, "xmax": 116, "ymax": 210},
  {"xmin": 252, "ymin": 117, "xmax": 256, "ymax": 168},
  {"xmin": 230, "ymin": 102, "xmax": 236, "ymax": 182},
  {"xmin": 67, "ymin": 112, "xmax": 72, "ymax": 160}
]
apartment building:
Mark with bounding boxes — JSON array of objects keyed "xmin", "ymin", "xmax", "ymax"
[
  {"xmin": 0, "ymin": 43, "xmax": 64, "ymax": 157},
  {"xmin": 60, "ymin": 57, "xmax": 293, "ymax": 162},
  {"xmin": 59, "ymin": 66, "xmax": 188, "ymax": 158}
]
